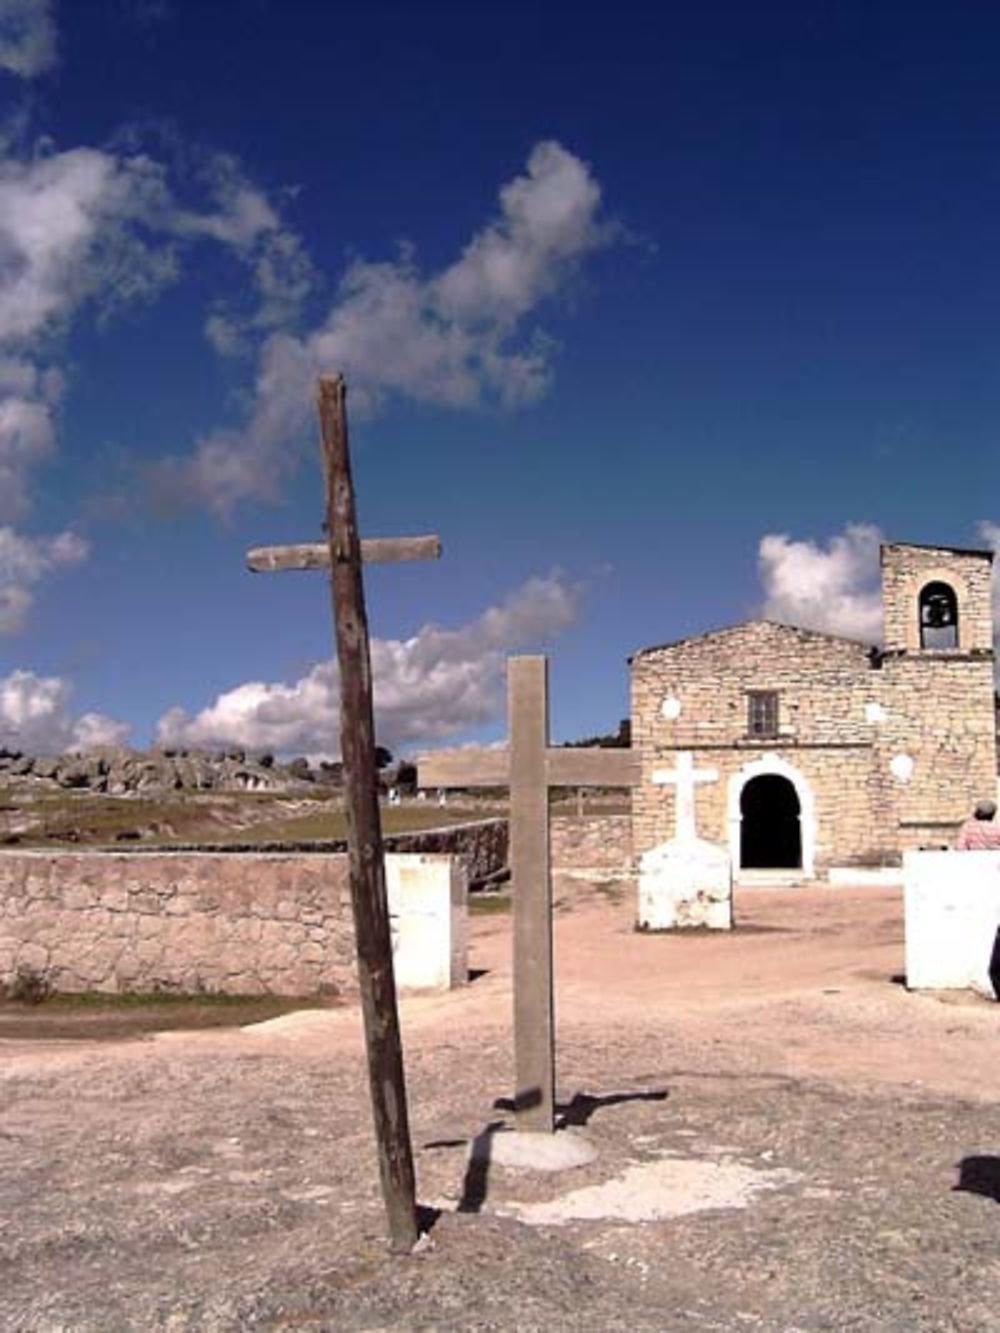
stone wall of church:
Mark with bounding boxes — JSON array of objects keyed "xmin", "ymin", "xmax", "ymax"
[{"xmin": 875, "ymin": 655, "xmax": 997, "ymax": 851}]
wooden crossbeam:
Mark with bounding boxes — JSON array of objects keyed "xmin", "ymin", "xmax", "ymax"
[
  {"xmin": 247, "ymin": 535, "xmax": 442, "ymax": 573},
  {"xmin": 418, "ymin": 656, "xmax": 639, "ymax": 1134},
  {"xmin": 418, "ymin": 743, "xmax": 639, "ymax": 790}
]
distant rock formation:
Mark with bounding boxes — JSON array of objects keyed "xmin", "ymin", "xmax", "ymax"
[{"xmin": 0, "ymin": 746, "xmax": 337, "ymax": 796}]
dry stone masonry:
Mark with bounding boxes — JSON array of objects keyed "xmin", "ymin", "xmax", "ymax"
[{"xmin": 0, "ymin": 820, "xmax": 507, "ymax": 997}]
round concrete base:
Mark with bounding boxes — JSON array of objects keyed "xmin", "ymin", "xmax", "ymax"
[{"xmin": 473, "ymin": 1129, "xmax": 597, "ymax": 1173}]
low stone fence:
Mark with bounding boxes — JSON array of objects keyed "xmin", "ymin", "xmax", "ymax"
[
  {"xmin": 0, "ymin": 815, "xmax": 636, "ymax": 998},
  {"xmin": 386, "ymin": 818, "xmax": 507, "ymax": 885},
  {"xmin": 0, "ymin": 851, "xmax": 356, "ymax": 997},
  {"xmin": 120, "ymin": 817, "xmax": 508, "ymax": 888},
  {"xmin": 0, "ymin": 849, "xmax": 474, "ymax": 999},
  {"xmin": 551, "ymin": 813, "xmax": 633, "ymax": 886}
]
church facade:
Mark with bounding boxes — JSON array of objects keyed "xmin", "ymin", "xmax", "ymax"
[{"xmin": 630, "ymin": 543, "xmax": 997, "ymax": 881}]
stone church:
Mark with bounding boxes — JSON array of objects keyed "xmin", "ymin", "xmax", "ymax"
[{"xmin": 630, "ymin": 542, "xmax": 997, "ymax": 882}]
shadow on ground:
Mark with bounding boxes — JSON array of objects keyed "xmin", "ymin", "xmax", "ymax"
[
  {"xmin": 955, "ymin": 1156, "xmax": 1000, "ymax": 1203},
  {"xmin": 422, "ymin": 1088, "xmax": 669, "ymax": 1218}
]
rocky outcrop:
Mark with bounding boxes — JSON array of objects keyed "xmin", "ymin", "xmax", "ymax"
[{"xmin": 0, "ymin": 746, "xmax": 323, "ymax": 796}]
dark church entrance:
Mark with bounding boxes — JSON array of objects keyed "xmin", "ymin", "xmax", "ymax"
[{"xmin": 740, "ymin": 774, "xmax": 802, "ymax": 869}]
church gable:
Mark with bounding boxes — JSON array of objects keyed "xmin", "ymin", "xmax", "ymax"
[
  {"xmin": 632, "ymin": 618, "xmax": 875, "ymax": 672},
  {"xmin": 630, "ymin": 618, "xmax": 879, "ymax": 756}
]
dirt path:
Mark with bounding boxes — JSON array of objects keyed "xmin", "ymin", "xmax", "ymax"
[{"xmin": 3, "ymin": 884, "xmax": 999, "ymax": 1330}]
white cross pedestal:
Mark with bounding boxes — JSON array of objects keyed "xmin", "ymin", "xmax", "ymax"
[{"xmin": 638, "ymin": 751, "xmax": 733, "ymax": 931}]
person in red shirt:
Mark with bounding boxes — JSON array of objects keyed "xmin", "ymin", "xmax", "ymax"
[
  {"xmin": 955, "ymin": 798, "xmax": 1000, "ymax": 999},
  {"xmin": 956, "ymin": 799, "xmax": 1000, "ymax": 851}
]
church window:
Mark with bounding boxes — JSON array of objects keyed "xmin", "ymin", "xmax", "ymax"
[
  {"xmin": 918, "ymin": 581, "xmax": 959, "ymax": 649},
  {"xmin": 747, "ymin": 690, "xmax": 779, "ymax": 738}
]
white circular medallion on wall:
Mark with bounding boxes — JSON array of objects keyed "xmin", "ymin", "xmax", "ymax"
[
  {"xmin": 890, "ymin": 753, "xmax": 914, "ymax": 783},
  {"xmin": 660, "ymin": 695, "xmax": 682, "ymax": 720},
  {"xmin": 865, "ymin": 702, "xmax": 887, "ymax": 724}
]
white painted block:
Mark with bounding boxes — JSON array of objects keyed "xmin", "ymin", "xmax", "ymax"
[
  {"xmin": 386, "ymin": 853, "xmax": 467, "ymax": 990},
  {"xmin": 638, "ymin": 837, "xmax": 733, "ymax": 931},
  {"xmin": 903, "ymin": 850, "xmax": 1000, "ymax": 997}
]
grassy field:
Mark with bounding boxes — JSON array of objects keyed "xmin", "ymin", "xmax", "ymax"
[
  {"xmin": 0, "ymin": 781, "xmax": 628, "ymax": 851},
  {"xmin": 0, "ymin": 789, "xmax": 508, "ymax": 849}
]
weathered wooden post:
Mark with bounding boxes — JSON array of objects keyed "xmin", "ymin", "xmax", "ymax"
[
  {"xmin": 248, "ymin": 374, "xmax": 441, "ymax": 1252},
  {"xmin": 419, "ymin": 656, "xmax": 640, "ymax": 1133}
]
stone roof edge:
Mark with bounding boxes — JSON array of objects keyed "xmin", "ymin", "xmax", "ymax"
[
  {"xmin": 880, "ymin": 541, "xmax": 994, "ymax": 562},
  {"xmin": 628, "ymin": 617, "xmax": 877, "ymax": 663}
]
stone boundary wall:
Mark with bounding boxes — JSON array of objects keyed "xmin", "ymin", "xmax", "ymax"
[
  {"xmin": 386, "ymin": 819, "xmax": 507, "ymax": 884},
  {"xmin": 113, "ymin": 817, "xmax": 508, "ymax": 887},
  {"xmin": 0, "ymin": 816, "xmax": 632, "ymax": 998},
  {"xmin": 0, "ymin": 851, "xmax": 356, "ymax": 997},
  {"xmin": 551, "ymin": 814, "xmax": 633, "ymax": 884}
]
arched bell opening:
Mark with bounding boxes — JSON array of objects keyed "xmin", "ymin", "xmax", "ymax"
[{"xmin": 918, "ymin": 580, "xmax": 959, "ymax": 650}]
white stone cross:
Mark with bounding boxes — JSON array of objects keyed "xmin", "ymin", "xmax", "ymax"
[{"xmin": 652, "ymin": 751, "xmax": 719, "ymax": 842}]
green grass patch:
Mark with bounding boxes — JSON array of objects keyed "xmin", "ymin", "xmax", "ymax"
[
  {"xmin": 0, "ymin": 990, "xmax": 328, "ymax": 1041},
  {"xmin": 469, "ymin": 893, "xmax": 512, "ymax": 915}
]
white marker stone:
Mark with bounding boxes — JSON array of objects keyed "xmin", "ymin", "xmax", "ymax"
[{"xmin": 890, "ymin": 754, "xmax": 914, "ymax": 783}]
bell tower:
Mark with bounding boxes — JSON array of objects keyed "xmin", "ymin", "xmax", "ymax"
[
  {"xmin": 878, "ymin": 542, "xmax": 996, "ymax": 850},
  {"xmin": 881, "ymin": 542, "xmax": 994, "ymax": 657}
]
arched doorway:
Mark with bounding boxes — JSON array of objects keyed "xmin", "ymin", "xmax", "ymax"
[{"xmin": 740, "ymin": 774, "xmax": 801, "ymax": 869}]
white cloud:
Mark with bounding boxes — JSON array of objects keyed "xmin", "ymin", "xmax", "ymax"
[
  {"xmin": 976, "ymin": 521, "xmax": 1000, "ymax": 629},
  {"xmin": 156, "ymin": 573, "xmax": 581, "ymax": 756},
  {"xmin": 0, "ymin": 134, "xmax": 312, "ymax": 624},
  {"xmin": 0, "ymin": 0, "xmax": 56, "ymax": 78},
  {"xmin": 758, "ymin": 523, "xmax": 884, "ymax": 642},
  {"xmin": 167, "ymin": 140, "xmax": 614, "ymax": 513},
  {"xmin": 0, "ymin": 147, "xmax": 180, "ymax": 345},
  {"xmin": 0, "ymin": 525, "xmax": 87, "ymax": 632},
  {"xmin": 0, "ymin": 361, "xmax": 58, "ymax": 521},
  {"xmin": 70, "ymin": 710, "xmax": 132, "ymax": 750},
  {"xmin": 0, "ymin": 668, "xmax": 130, "ymax": 752}
]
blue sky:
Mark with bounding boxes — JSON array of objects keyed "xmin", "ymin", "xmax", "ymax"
[{"xmin": 1, "ymin": 0, "xmax": 999, "ymax": 757}]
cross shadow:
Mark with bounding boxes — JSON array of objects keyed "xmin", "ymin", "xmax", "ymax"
[
  {"xmin": 422, "ymin": 1087, "xmax": 670, "ymax": 1218},
  {"xmin": 955, "ymin": 1156, "xmax": 1000, "ymax": 1202},
  {"xmin": 456, "ymin": 1119, "xmax": 506, "ymax": 1213},
  {"xmin": 454, "ymin": 1087, "xmax": 672, "ymax": 1215},
  {"xmin": 492, "ymin": 1086, "xmax": 669, "ymax": 1129}
]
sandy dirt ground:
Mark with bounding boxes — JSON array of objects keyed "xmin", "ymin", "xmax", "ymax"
[{"xmin": 2, "ymin": 882, "xmax": 999, "ymax": 1331}]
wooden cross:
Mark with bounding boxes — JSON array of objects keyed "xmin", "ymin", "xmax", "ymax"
[
  {"xmin": 419, "ymin": 655, "xmax": 640, "ymax": 1134},
  {"xmin": 247, "ymin": 374, "xmax": 440, "ymax": 1254},
  {"xmin": 652, "ymin": 751, "xmax": 719, "ymax": 842}
]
